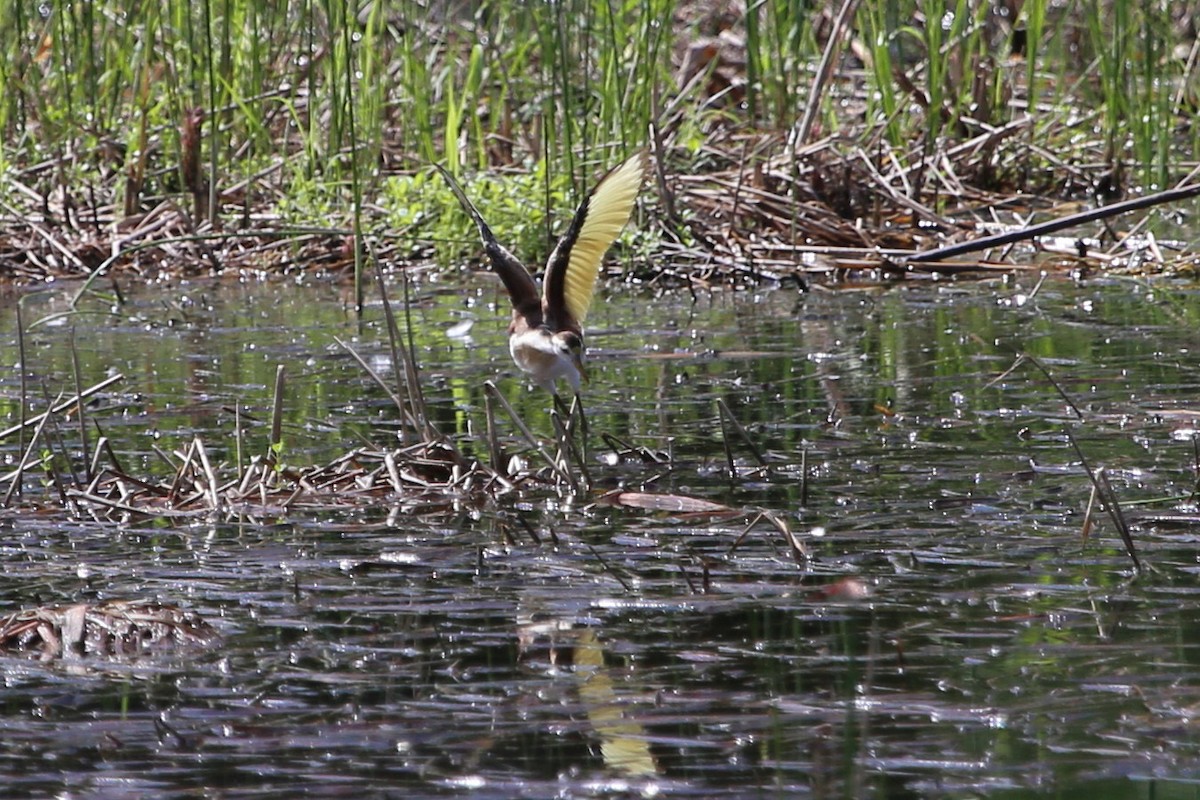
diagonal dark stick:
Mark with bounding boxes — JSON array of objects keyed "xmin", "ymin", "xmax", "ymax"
[
  {"xmin": 1016, "ymin": 353, "xmax": 1085, "ymax": 420},
  {"xmin": 1096, "ymin": 468, "xmax": 1140, "ymax": 572},
  {"xmin": 0, "ymin": 373, "xmax": 124, "ymax": 442},
  {"xmin": 907, "ymin": 183, "xmax": 1200, "ymax": 263},
  {"xmin": 1065, "ymin": 427, "xmax": 1141, "ymax": 573}
]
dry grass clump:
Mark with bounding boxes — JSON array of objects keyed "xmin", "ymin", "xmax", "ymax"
[{"xmin": 0, "ymin": 600, "xmax": 219, "ymax": 662}]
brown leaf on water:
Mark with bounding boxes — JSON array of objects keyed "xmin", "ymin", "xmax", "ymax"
[
  {"xmin": 806, "ymin": 578, "xmax": 871, "ymax": 601},
  {"xmin": 597, "ymin": 491, "xmax": 733, "ymax": 515}
]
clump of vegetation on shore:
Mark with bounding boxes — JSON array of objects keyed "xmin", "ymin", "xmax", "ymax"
[{"xmin": 1, "ymin": 0, "xmax": 1198, "ymax": 288}]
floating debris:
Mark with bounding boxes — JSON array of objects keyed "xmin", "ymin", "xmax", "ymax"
[
  {"xmin": 0, "ymin": 600, "xmax": 219, "ymax": 662},
  {"xmin": 61, "ymin": 438, "xmax": 529, "ymax": 522}
]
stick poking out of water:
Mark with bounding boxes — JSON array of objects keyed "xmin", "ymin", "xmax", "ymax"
[
  {"xmin": 0, "ymin": 373, "xmax": 125, "ymax": 442},
  {"xmin": 1065, "ymin": 427, "xmax": 1141, "ymax": 573},
  {"xmin": 908, "ymin": 183, "xmax": 1200, "ymax": 264},
  {"xmin": 483, "ymin": 381, "xmax": 578, "ymax": 491},
  {"xmin": 716, "ymin": 398, "xmax": 768, "ymax": 479}
]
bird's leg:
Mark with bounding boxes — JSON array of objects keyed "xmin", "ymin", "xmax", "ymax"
[
  {"xmin": 550, "ymin": 392, "xmax": 573, "ymax": 477},
  {"xmin": 566, "ymin": 393, "xmax": 592, "ymax": 490},
  {"xmin": 553, "ymin": 392, "xmax": 587, "ymax": 444},
  {"xmin": 550, "ymin": 392, "xmax": 591, "ymax": 487},
  {"xmin": 569, "ymin": 392, "xmax": 589, "ymax": 454},
  {"xmin": 552, "ymin": 391, "xmax": 572, "ymax": 420}
]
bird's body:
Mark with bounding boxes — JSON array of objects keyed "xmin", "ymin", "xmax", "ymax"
[{"xmin": 436, "ymin": 153, "xmax": 646, "ymax": 395}]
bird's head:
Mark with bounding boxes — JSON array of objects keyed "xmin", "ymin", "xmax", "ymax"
[{"xmin": 551, "ymin": 330, "xmax": 587, "ymax": 387}]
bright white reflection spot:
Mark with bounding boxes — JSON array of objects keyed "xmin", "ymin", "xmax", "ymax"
[{"xmin": 446, "ymin": 319, "xmax": 474, "ymax": 339}]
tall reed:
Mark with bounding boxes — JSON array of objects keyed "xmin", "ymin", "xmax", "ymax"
[{"xmin": 0, "ymin": 0, "xmax": 1196, "ymax": 249}]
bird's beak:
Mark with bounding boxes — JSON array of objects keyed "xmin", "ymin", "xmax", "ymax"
[{"xmin": 572, "ymin": 352, "xmax": 589, "ymax": 384}]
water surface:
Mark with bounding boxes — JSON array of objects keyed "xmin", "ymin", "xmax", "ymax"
[{"xmin": 2, "ymin": 273, "xmax": 1200, "ymax": 798}]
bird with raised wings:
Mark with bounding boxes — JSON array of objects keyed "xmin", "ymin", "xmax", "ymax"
[{"xmin": 435, "ymin": 153, "xmax": 646, "ymax": 396}]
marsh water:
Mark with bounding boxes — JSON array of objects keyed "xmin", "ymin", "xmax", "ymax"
[{"xmin": 3, "ymin": 272, "xmax": 1200, "ymax": 798}]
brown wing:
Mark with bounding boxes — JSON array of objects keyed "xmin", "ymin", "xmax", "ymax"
[
  {"xmin": 434, "ymin": 164, "xmax": 542, "ymax": 326},
  {"xmin": 542, "ymin": 152, "xmax": 646, "ymax": 332}
]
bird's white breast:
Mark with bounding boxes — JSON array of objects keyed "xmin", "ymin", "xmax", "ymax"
[{"xmin": 510, "ymin": 329, "xmax": 579, "ymax": 393}]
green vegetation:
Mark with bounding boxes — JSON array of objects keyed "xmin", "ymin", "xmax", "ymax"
[
  {"xmin": 381, "ymin": 165, "xmax": 573, "ymax": 268},
  {"xmin": 1, "ymin": 0, "xmax": 1198, "ymax": 284}
]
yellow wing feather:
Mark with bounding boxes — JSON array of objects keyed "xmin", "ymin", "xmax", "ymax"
[{"xmin": 561, "ymin": 152, "xmax": 646, "ymax": 325}]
